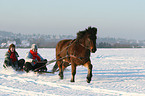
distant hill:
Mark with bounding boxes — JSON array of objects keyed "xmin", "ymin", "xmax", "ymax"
[
  {"xmin": 0, "ymin": 30, "xmax": 145, "ymax": 48},
  {"xmin": 0, "ymin": 31, "xmax": 15, "ymax": 40}
]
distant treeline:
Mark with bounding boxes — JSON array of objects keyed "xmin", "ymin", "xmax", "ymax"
[
  {"xmin": 0, "ymin": 31, "xmax": 144, "ymax": 48},
  {"xmin": 97, "ymin": 42, "xmax": 140, "ymax": 48},
  {"xmin": 33, "ymin": 42, "xmax": 140, "ymax": 48}
]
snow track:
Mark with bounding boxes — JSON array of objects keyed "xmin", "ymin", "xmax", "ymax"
[
  {"xmin": 1, "ymin": 48, "xmax": 145, "ymax": 96},
  {"xmin": 0, "ymin": 72, "xmax": 145, "ymax": 96}
]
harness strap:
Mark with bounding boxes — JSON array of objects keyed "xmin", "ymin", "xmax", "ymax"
[
  {"xmin": 66, "ymin": 39, "xmax": 76, "ymax": 61},
  {"xmin": 69, "ymin": 55, "xmax": 89, "ymax": 64},
  {"xmin": 34, "ymin": 39, "xmax": 90, "ymax": 71},
  {"xmin": 79, "ymin": 43, "xmax": 90, "ymax": 51},
  {"xmin": 34, "ymin": 56, "xmax": 68, "ymax": 71}
]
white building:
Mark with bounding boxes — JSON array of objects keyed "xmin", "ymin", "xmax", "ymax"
[
  {"xmin": 21, "ymin": 40, "xmax": 30, "ymax": 47},
  {"xmin": 1, "ymin": 43, "xmax": 7, "ymax": 47}
]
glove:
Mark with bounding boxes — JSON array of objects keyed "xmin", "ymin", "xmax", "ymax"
[
  {"xmin": 32, "ymin": 59, "xmax": 37, "ymax": 62},
  {"xmin": 43, "ymin": 59, "xmax": 47, "ymax": 62}
]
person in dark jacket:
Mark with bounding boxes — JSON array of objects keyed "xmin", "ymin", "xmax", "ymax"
[
  {"xmin": 3, "ymin": 44, "xmax": 25, "ymax": 71},
  {"xmin": 23, "ymin": 44, "xmax": 47, "ymax": 73}
]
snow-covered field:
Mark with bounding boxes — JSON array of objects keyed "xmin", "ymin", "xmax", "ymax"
[{"xmin": 0, "ymin": 48, "xmax": 145, "ymax": 96}]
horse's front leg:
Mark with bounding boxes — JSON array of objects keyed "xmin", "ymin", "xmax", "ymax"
[
  {"xmin": 84, "ymin": 61, "xmax": 93, "ymax": 83},
  {"xmin": 70, "ymin": 63, "xmax": 76, "ymax": 82}
]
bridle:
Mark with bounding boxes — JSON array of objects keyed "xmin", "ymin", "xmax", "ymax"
[
  {"xmin": 64, "ymin": 39, "xmax": 93, "ymax": 64},
  {"xmin": 78, "ymin": 42, "xmax": 91, "ymax": 51}
]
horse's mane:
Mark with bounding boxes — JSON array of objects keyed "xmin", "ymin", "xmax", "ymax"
[{"xmin": 76, "ymin": 27, "xmax": 97, "ymax": 40}]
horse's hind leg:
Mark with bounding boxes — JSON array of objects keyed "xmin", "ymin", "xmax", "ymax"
[
  {"xmin": 57, "ymin": 60, "xmax": 64, "ymax": 79},
  {"xmin": 84, "ymin": 61, "xmax": 93, "ymax": 83},
  {"xmin": 70, "ymin": 64, "xmax": 76, "ymax": 82},
  {"xmin": 62, "ymin": 62, "xmax": 70, "ymax": 71}
]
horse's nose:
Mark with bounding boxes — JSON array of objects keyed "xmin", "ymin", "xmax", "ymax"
[{"xmin": 92, "ymin": 48, "xmax": 96, "ymax": 53}]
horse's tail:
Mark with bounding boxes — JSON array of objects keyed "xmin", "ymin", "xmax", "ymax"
[{"xmin": 51, "ymin": 62, "xmax": 58, "ymax": 73}]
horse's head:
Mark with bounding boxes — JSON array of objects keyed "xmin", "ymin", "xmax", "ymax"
[{"xmin": 76, "ymin": 27, "xmax": 97, "ymax": 53}]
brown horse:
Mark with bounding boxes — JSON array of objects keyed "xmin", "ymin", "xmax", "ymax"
[{"xmin": 56, "ymin": 27, "xmax": 97, "ymax": 83}]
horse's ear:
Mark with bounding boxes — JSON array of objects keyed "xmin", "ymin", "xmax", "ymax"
[
  {"xmin": 87, "ymin": 26, "xmax": 97, "ymax": 34},
  {"xmin": 92, "ymin": 27, "xmax": 97, "ymax": 34},
  {"xmin": 87, "ymin": 26, "xmax": 92, "ymax": 31}
]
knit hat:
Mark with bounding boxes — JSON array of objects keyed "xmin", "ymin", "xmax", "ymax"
[
  {"xmin": 9, "ymin": 44, "xmax": 15, "ymax": 49},
  {"xmin": 31, "ymin": 44, "xmax": 38, "ymax": 50}
]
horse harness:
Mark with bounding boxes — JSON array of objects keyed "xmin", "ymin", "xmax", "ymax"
[{"xmin": 65, "ymin": 39, "xmax": 90, "ymax": 64}]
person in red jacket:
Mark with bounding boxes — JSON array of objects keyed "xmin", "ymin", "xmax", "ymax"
[
  {"xmin": 3, "ymin": 44, "xmax": 25, "ymax": 71},
  {"xmin": 24, "ymin": 44, "xmax": 47, "ymax": 72}
]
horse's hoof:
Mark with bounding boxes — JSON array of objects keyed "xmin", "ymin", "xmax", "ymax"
[
  {"xmin": 87, "ymin": 79, "xmax": 91, "ymax": 83},
  {"xmin": 58, "ymin": 73, "xmax": 63, "ymax": 79},
  {"xmin": 86, "ymin": 77, "xmax": 91, "ymax": 83},
  {"xmin": 70, "ymin": 80, "xmax": 75, "ymax": 82},
  {"xmin": 60, "ymin": 76, "xmax": 63, "ymax": 79}
]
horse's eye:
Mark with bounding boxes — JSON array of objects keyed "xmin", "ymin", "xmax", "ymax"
[{"xmin": 89, "ymin": 36, "xmax": 96, "ymax": 40}]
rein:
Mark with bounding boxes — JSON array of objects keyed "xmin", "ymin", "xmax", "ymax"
[
  {"xmin": 78, "ymin": 42, "xmax": 90, "ymax": 51},
  {"xmin": 34, "ymin": 39, "xmax": 77, "ymax": 71},
  {"xmin": 65, "ymin": 40, "xmax": 90, "ymax": 63},
  {"xmin": 34, "ymin": 39, "xmax": 91, "ymax": 71}
]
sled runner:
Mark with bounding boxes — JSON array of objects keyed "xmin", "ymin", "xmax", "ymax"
[
  {"xmin": 34, "ymin": 71, "xmax": 54, "ymax": 74},
  {"xmin": 34, "ymin": 69, "xmax": 69, "ymax": 74}
]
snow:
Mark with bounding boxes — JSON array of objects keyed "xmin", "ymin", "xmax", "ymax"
[{"xmin": 0, "ymin": 48, "xmax": 145, "ymax": 96}]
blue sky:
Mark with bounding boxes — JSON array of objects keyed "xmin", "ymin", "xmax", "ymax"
[{"xmin": 0, "ymin": 0, "xmax": 145, "ymax": 40}]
